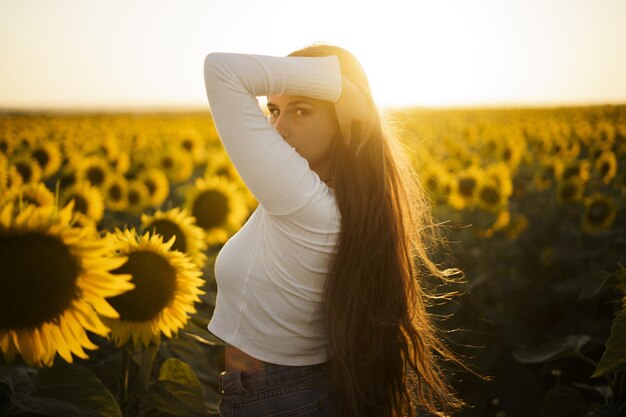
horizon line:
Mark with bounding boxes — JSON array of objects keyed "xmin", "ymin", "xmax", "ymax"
[{"xmin": 1, "ymin": 99, "xmax": 625, "ymax": 115}]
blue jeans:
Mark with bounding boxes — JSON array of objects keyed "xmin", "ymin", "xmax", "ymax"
[{"xmin": 218, "ymin": 361, "xmax": 335, "ymax": 417}]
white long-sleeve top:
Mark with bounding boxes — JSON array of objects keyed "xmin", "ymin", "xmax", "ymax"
[{"xmin": 203, "ymin": 52, "xmax": 343, "ymax": 365}]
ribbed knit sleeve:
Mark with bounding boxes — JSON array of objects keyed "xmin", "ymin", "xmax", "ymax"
[{"xmin": 203, "ymin": 52, "xmax": 342, "ymax": 216}]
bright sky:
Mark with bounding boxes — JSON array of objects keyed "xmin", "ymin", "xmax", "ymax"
[{"xmin": 1, "ymin": 0, "xmax": 625, "ymax": 110}]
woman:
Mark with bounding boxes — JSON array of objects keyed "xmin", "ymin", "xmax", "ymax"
[{"xmin": 203, "ymin": 43, "xmax": 475, "ymax": 417}]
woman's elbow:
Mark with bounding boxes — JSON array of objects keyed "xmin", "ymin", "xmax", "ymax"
[{"xmin": 203, "ymin": 53, "xmax": 220, "ymax": 82}]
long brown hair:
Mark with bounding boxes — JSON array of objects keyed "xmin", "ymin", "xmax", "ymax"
[{"xmin": 289, "ymin": 44, "xmax": 483, "ymax": 417}]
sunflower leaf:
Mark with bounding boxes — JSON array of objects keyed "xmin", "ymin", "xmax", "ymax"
[
  {"xmin": 539, "ymin": 386, "xmax": 586, "ymax": 417},
  {"xmin": 143, "ymin": 358, "xmax": 206, "ymax": 416},
  {"xmin": 578, "ymin": 270, "xmax": 612, "ymax": 300},
  {"xmin": 9, "ymin": 362, "xmax": 121, "ymax": 417},
  {"xmin": 1, "ymin": 365, "xmax": 36, "ymax": 395},
  {"xmin": 512, "ymin": 335, "xmax": 591, "ymax": 364},
  {"xmin": 593, "ymin": 307, "xmax": 626, "ymax": 377}
]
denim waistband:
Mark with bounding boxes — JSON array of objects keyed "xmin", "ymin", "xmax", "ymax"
[{"xmin": 218, "ymin": 361, "xmax": 331, "ymax": 395}]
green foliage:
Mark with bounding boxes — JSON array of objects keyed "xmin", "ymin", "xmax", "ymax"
[
  {"xmin": 594, "ymin": 308, "xmax": 626, "ymax": 377},
  {"xmin": 1, "ymin": 361, "xmax": 122, "ymax": 417},
  {"xmin": 1, "ymin": 105, "xmax": 625, "ymax": 416},
  {"xmin": 142, "ymin": 358, "xmax": 206, "ymax": 416},
  {"xmin": 512, "ymin": 335, "xmax": 591, "ymax": 364}
]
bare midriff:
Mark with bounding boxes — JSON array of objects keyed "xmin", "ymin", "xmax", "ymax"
[{"xmin": 225, "ymin": 343, "xmax": 269, "ymax": 372}]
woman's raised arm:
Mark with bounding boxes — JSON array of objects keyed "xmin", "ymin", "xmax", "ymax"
[{"xmin": 203, "ymin": 52, "xmax": 342, "ymax": 216}]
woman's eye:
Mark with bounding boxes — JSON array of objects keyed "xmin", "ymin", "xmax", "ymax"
[
  {"xmin": 294, "ymin": 108, "xmax": 309, "ymax": 116},
  {"xmin": 269, "ymin": 108, "xmax": 280, "ymax": 117}
]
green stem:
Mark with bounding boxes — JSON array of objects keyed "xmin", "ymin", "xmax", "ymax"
[
  {"xmin": 120, "ymin": 347, "xmax": 131, "ymax": 415},
  {"xmin": 578, "ymin": 353, "xmax": 615, "ymax": 391}
]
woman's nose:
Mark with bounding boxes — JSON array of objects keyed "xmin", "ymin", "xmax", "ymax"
[{"xmin": 273, "ymin": 115, "xmax": 289, "ymax": 138}]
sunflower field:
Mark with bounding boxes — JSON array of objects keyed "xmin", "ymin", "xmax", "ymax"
[{"xmin": 1, "ymin": 105, "xmax": 625, "ymax": 416}]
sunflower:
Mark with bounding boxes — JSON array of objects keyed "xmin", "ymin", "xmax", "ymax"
[
  {"xmin": 594, "ymin": 151, "xmax": 618, "ymax": 185},
  {"xmin": 477, "ymin": 163, "xmax": 513, "ymax": 212},
  {"xmin": 10, "ymin": 154, "xmax": 42, "ymax": 185},
  {"xmin": 97, "ymin": 132, "xmax": 121, "ymax": 161},
  {"xmin": 103, "ymin": 175, "xmax": 129, "ymax": 212},
  {"xmin": 556, "ymin": 178, "xmax": 586, "ymax": 205},
  {"xmin": 559, "ymin": 159, "xmax": 591, "ymax": 183},
  {"xmin": 447, "ymin": 165, "xmax": 484, "ymax": 211},
  {"xmin": 594, "ymin": 121, "xmax": 615, "ymax": 149},
  {"xmin": 30, "ymin": 142, "xmax": 62, "ymax": 179},
  {"xmin": 476, "ymin": 179, "xmax": 505, "ymax": 213},
  {"xmin": 59, "ymin": 182, "xmax": 105, "ymax": 224},
  {"xmin": 125, "ymin": 180, "xmax": 150, "ymax": 214},
  {"xmin": 74, "ymin": 155, "xmax": 113, "ymax": 190},
  {"xmin": 497, "ymin": 135, "xmax": 526, "ymax": 171},
  {"xmin": 1, "ymin": 165, "xmax": 25, "ymax": 198},
  {"xmin": 176, "ymin": 129, "xmax": 206, "ymax": 164},
  {"xmin": 138, "ymin": 168, "xmax": 170, "ymax": 208},
  {"xmin": 141, "ymin": 207, "xmax": 208, "ymax": 269},
  {"xmin": 504, "ymin": 213, "xmax": 529, "ymax": 240},
  {"xmin": 183, "ymin": 176, "xmax": 249, "ymax": 246},
  {"xmin": 419, "ymin": 162, "xmax": 450, "ymax": 203},
  {"xmin": 582, "ymin": 194, "xmax": 617, "ymax": 233},
  {"xmin": 4, "ymin": 182, "xmax": 56, "ymax": 209},
  {"xmin": 0, "ymin": 155, "xmax": 9, "ymax": 192},
  {"xmin": 156, "ymin": 148, "xmax": 194, "ymax": 183},
  {"xmin": 481, "ymin": 209, "xmax": 511, "ymax": 239},
  {"xmin": 533, "ymin": 158, "xmax": 564, "ymax": 191},
  {"xmin": 109, "ymin": 150, "xmax": 131, "ymax": 175},
  {"xmin": 552, "ymin": 137, "xmax": 581, "ymax": 161},
  {"xmin": 103, "ymin": 228, "xmax": 205, "ymax": 347},
  {"xmin": 204, "ymin": 150, "xmax": 239, "ymax": 181},
  {"xmin": 0, "ymin": 201, "xmax": 134, "ymax": 366},
  {"xmin": 0, "ymin": 136, "xmax": 16, "ymax": 156},
  {"xmin": 57, "ymin": 166, "xmax": 78, "ymax": 190}
]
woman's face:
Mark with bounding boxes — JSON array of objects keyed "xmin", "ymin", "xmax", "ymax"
[{"xmin": 267, "ymin": 95, "xmax": 339, "ymax": 170}]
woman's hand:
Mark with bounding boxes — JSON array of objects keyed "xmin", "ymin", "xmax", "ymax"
[{"xmin": 334, "ymin": 76, "xmax": 369, "ymax": 147}]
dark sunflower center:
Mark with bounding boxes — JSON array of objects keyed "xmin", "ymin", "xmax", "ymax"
[
  {"xmin": 32, "ymin": 149, "xmax": 50, "ymax": 169},
  {"xmin": 161, "ymin": 157, "xmax": 174, "ymax": 169},
  {"xmin": 587, "ymin": 201, "xmax": 610, "ymax": 225},
  {"xmin": 590, "ymin": 148, "xmax": 602, "ymax": 160},
  {"xmin": 458, "ymin": 177, "xmax": 476, "ymax": 198},
  {"xmin": 108, "ymin": 251, "xmax": 177, "ymax": 322},
  {"xmin": 0, "ymin": 232, "xmax": 80, "ymax": 331},
  {"xmin": 502, "ymin": 148, "xmax": 512, "ymax": 161},
  {"xmin": 192, "ymin": 190, "xmax": 229, "ymax": 230},
  {"xmin": 15, "ymin": 162, "xmax": 33, "ymax": 183},
  {"xmin": 60, "ymin": 171, "xmax": 76, "ymax": 188},
  {"xmin": 216, "ymin": 167, "xmax": 230, "ymax": 178},
  {"xmin": 562, "ymin": 165, "xmax": 579, "ymax": 181},
  {"xmin": 128, "ymin": 190, "xmax": 141, "ymax": 205},
  {"xmin": 182, "ymin": 139, "xmax": 193, "ymax": 151},
  {"xmin": 479, "ymin": 185, "xmax": 500, "ymax": 205},
  {"xmin": 22, "ymin": 196, "xmax": 40, "ymax": 207},
  {"xmin": 600, "ymin": 161, "xmax": 610, "ymax": 177},
  {"xmin": 68, "ymin": 195, "xmax": 88, "ymax": 214},
  {"xmin": 426, "ymin": 175, "xmax": 438, "ymax": 193},
  {"xmin": 86, "ymin": 167, "xmax": 105, "ymax": 186},
  {"xmin": 559, "ymin": 182, "xmax": 578, "ymax": 201},
  {"xmin": 147, "ymin": 220, "xmax": 187, "ymax": 253},
  {"xmin": 144, "ymin": 179, "xmax": 157, "ymax": 195},
  {"xmin": 109, "ymin": 184, "xmax": 123, "ymax": 201}
]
